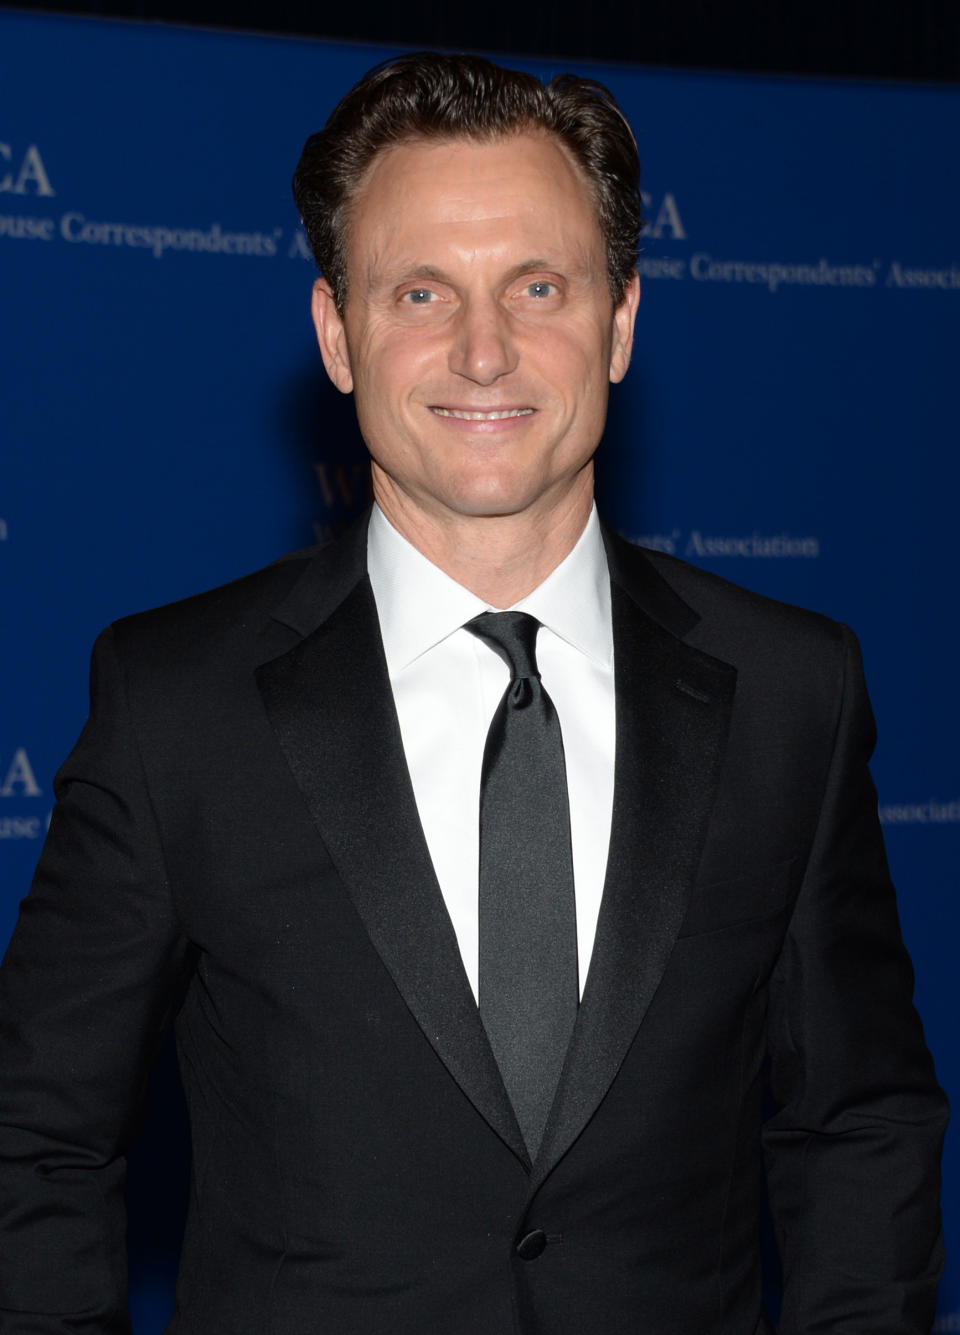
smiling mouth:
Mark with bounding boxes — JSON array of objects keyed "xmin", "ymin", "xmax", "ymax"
[{"xmin": 431, "ymin": 407, "xmax": 534, "ymax": 421}]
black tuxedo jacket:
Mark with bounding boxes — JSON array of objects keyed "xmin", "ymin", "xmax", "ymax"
[{"xmin": 0, "ymin": 517, "xmax": 946, "ymax": 1334}]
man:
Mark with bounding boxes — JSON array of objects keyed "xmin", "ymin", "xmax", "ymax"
[{"xmin": 0, "ymin": 52, "xmax": 947, "ymax": 1335}]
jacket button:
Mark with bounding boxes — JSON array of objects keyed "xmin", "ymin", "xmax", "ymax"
[{"xmin": 515, "ymin": 1229, "xmax": 547, "ymax": 1260}]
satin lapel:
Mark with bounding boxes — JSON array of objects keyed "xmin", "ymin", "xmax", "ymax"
[
  {"xmin": 531, "ymin": 573, "xmax": 736, "ymax": 1190},
  {"xmin": 257, "ymin": 571, "xmax": 528, "ymax": 1167}
]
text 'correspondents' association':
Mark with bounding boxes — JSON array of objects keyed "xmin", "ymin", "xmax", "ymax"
[{"xmin": 1, "ymin": 212, "xmax": 957, "ymax": 292}]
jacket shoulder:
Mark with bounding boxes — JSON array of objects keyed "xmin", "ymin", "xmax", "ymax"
[
  {"xmin": 604, "ymin": 531, "xmax": 861, "ymax": 717},
  {"xmin": 614, "ymin": 533, "xmax": 848, "ymax": 651},
  {"xmin": 107, "ymin": 548, "xmax": 318, "ymax": 657}
]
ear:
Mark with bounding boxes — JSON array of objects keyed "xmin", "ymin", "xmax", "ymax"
[
  {"xmin": 608, "ymin": 272, "xmax": 641, "ymax": 384},
  {"xmin": 311, "ymin": 278, "xmax": 354, "ymax": 393}
]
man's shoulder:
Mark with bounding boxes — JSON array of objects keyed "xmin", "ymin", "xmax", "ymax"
[
  {"xmin": 110, "ymin": 546, "xmax": 318, "ymax": 649},
  {"xmin": 607, "ymin": 530, "xmax": 850, "ymax": 669},
  {"xmin": 101, "ymin": 517, "xmax": 369, "ymax": 683},
  {"xmin": 644, "ymin": 542, "xmax": 836, "ymax": 623}
]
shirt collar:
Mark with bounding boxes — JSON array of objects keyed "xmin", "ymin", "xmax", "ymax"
[
  {"xmin": 367, "ymin": 503, "xmax": 612, "ymax": 675},
  {"xmin": 514, "ymin": 509, "xmax": 612, "ymax": 668}
]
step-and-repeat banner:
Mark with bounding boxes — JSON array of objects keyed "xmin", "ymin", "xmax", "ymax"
[{"xmin": 2, "ymin": 12, "xmax": 957, "ymax": 1330}]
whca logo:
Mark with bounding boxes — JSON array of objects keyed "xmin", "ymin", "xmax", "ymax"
[{"xmin": 0, "ymin": 143, "xmax": 55, "ymax": 197}]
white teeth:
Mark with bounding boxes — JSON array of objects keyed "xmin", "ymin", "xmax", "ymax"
[{"xmin": 432, "ymin": 407, "xmax": 533, "ymax": 421}]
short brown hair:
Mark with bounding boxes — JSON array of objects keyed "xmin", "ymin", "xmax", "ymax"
[{"xmin": 292, "ymin": 51, "xmax": 642, "ymax": 311}]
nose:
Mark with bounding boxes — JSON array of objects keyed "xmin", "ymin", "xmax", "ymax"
[{"xmin": 447, "ymin": 295, "xmax": 519, "ymax": 385}]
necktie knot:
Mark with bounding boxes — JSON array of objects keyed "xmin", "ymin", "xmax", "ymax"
[{"xmin": 465, "ymin": 611, "xmax": 542, "ymax": 683}]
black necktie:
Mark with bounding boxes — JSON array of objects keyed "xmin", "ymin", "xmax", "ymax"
[{"xmin": 465, "ymin": 611, "xmax": 578, "ymax": 1159}]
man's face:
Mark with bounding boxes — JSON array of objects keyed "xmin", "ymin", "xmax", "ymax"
[{"xmin": 312, "ymin": 132, "xmax": 639, "ymax": 532}]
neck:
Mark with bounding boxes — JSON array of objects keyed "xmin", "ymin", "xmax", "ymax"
[{"xmin": 372, "ymin": 471, "xmax": 595, "ymax": 608}]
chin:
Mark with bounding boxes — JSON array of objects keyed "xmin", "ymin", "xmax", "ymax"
[
  {"xmin": 443, "ymin": 481, "xmax": 545, "ymax": 520},
  {"xmin": 442, "ymin": 461, "xmax": 553, "ymax": 509}
]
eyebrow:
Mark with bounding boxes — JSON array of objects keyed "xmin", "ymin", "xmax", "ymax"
[{"xmin": 366, "ymin": 255, "xmax": 595, "ymax": 295}]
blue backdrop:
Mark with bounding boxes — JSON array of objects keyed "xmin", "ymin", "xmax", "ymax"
[{"xmin": 1, "ymin": 13, "xmax": 957, "ymax": 1330}]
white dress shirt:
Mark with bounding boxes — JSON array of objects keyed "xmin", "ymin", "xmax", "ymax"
[{"xmin": 367, "ymin": 504, "xmax": 615, "ymax": 1000}]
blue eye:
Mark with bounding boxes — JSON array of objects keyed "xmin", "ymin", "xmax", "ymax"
[
  {"xmin": 526, "ymin": 281, "xmax": 556, "ymax": 298},
  {"xmin": 404, "ymin": 288, "xmax": 435, "ymax": 303}
]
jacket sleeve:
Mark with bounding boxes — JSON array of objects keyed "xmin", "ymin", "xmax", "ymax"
[
  {"xmin": 0, "ymin": 625, "xmax": 193, "ymax": 1334},
  {"xmin": 762, "ymin": 625, "xmax": 948, "ymax": 1334}
]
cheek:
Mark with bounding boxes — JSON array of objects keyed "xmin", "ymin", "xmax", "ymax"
[
  {"xmin": 529, "ymin": 320, "xmax": 611, "ymax": 386},
  {"xmin": 356, "ymin": 336, "xmax": 439, "ymax": 409}
]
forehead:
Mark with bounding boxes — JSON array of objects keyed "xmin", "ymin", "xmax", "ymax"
[{"xmin": 343, "ymin": 132, "xmax": 604, "ymax": 284}]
